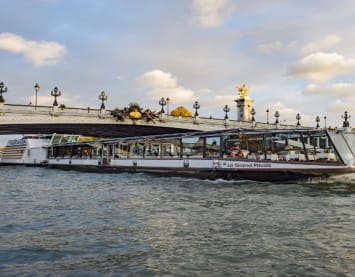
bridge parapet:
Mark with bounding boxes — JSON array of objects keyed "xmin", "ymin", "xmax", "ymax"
[{"xmin": 0, "ymin": 103, "xmax": 296, "ymax": 134}]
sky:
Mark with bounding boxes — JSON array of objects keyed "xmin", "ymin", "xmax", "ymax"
[{"xmin": 0, "ymin": 0, "xmax": 354, "ymax": 128}]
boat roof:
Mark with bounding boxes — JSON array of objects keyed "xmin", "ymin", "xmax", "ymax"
[{"xmin": 47, "ymin": 127, "xmax": 328, "ymax": 147}]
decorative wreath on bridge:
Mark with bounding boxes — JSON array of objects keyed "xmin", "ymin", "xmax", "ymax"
[{"xmin": 111, "ymin": 103, "xmax": 159, "ymax": 123}]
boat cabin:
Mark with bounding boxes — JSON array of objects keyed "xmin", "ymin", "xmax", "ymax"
[{"xmin": 46, "ymin": 128, "xmax": 344, "ymax": 164}]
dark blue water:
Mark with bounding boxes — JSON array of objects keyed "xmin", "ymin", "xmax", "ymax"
[{"xmin": 1, "ymin": 166, "xmax": 355, "ymax": 276}]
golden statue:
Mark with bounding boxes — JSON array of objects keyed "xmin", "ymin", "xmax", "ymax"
[{"xmin": 237, "ymin": 84, "xmax": 248, "ymax": 99}]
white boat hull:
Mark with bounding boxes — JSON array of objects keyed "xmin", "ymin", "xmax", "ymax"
[{"xmin": 46, "ymin": 157, "xmax": 355, "ymax": 182}]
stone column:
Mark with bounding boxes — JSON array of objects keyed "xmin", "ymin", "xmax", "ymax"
[
  {"xmin": 235, "ymin": 97, "xmax": 253, "ymax": 122},
  {"xmin": 234, "ymin": 84, "xmax": 254, "ymax": 122}
]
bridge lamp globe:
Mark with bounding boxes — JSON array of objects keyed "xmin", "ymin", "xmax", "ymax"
[
  {"xmin": 99, "ymin": 91, "xmax": 108, "ymax": 110},
  {"xmin": 223, "ymin": 104, "xmax": 230, "ymax": 126},
  {"xmin": 193, "ymin": 101, "xmax": 200, "ymax": 117},
  {"xmin": 223, "ymin": 104, "xmax": 230, "ymax": 120},
  {"xmin": 51, "ymin": 86, "xmax": 61, "ymax": 106},
  {"xmin": 34, "ymin": 83, "xmax": 40, "ymax": 108},
  {"xmin": 159, "ymin": 97, "xmax": 167, "ymax": 114},
  {"xmin": 0, "ymin": 81, "xmax": 8, "ymax": 103},
  {"xmin": 296, "ymin": 113, "xmax": 301, "ymax": 127},
  {"xmin": 315, "ymin": 115, "xmax": 320, "ymax": 129},
  {"xmin": 274, "ymin": 110, "xmax": 280, "ymax": 125},
  {"xmin": 342, "ymin": 111, "xmax": 351, "ymax": 128}
]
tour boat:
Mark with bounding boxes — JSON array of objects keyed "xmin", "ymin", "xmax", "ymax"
[{"xmin": 44, "ymin": 127, "xmax": 355, "ymax": 182}]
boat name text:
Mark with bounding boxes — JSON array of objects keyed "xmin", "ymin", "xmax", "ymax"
[{"xmin": 222, "ymin": 161, "xmax": 272, "ymax": 169}]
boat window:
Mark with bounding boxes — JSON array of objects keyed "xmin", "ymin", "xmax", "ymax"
[
  {"xmin": 162, "ymin": 139, "xmax": 180, "ymax": 158},
  {"xmin": 262, "ymin": 133, "xmax": 300, "ymax": 161},
  {"xmin": 130, "ymin": 143, "xmax": 145, "ymax": 158},
  {"xmin": 205, "ymin": 137, "xmax": 220, "ymax": 157},
  {"xmin": 113, "ymin": 143, "xmax": 120, "ymax": 158},
  {"xmin": 301, "ymin": 132, "xmax": 339, "ymax": 162},
  {"xmin": 82, "ymin": 146, "xmax": 91, "ymax": 158},
  {"xmin": 69, "ymin": 136, "xmax": 80, "ymax": 143},
  {"xmin": 51, "ymin": 135, "xmax": 62, "ymax": 145},
  {"xmin": 224, "ymin": 134, "xmax": 264, "ymax": 159},
  {"xmin": 244, "ymin": 134, "xmax": 264, "ymax": 160},
  {"xmin": 182, "ymin": 136, "xmax": 203, "ymax": 158},
  {"xmin": 71, "ymin": 146, "xmax": 80, "ymax": 158},
  {"xmin": 90, "ymin": 144, "xmax": 101, "ymax": 159},
  {"xmin": 146, "ymin": 141, "xmax": 160, "ymax": 158},
  {"xmin": 53, "ymin": 146, "xmax": 72, "ymax": 158},
  {"xmin": 223, "ymin": 134, "xmax": 244, "ymax": 158},
  {"xmin": 118, "ymin": 143, "xmax": 130, "ymax": 158}
]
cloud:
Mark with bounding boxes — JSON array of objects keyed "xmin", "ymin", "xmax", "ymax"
[
  {"xmin": 116, "ymin": 75, "xmax": 127, "ymax": 81},
  {"xmin": 301, "ymin": 35, "xmax": 341, "ymax": 55},
  {"xmin": 303, "ymin": 83, "xmax": 355, "ymax": 98},
  {"xmin": 287, "ymin": 52, "xmax": 355, "ymax": 83},
  {"xmin": 327, "ymin": 99, "xmax": 354, "ymax": 116},
  {"xmin": 192, "ymin": 0, "xmax": 232, "ymax": 27},
  {"xmin": 24, "ymin": 94, "xmax": 78, "ymax": 107},
  {"xmin": 257, "ymin": 35, "xmax": 341, "ymax": 56},
  {"xmin": 0, "ymin": 32, "xmax": 66, "ymax": 66},
  {"xmin": 137, "ymin": 69, "xmax": 194, "ymax": 103},
  {"xmin": 256, "ymin": 41, "xmax": 283, "ymax": 54}
]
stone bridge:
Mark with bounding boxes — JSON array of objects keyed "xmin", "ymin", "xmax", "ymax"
[{"xmin": 0, "ymin": 103, "xmax": 283, "ymax": 138}]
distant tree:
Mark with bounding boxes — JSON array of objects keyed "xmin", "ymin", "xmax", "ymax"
[{"xmin": 170, "ymin": 106, "xmax": 193, "ymax": 117}]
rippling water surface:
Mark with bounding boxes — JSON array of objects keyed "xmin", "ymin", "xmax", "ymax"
[{"xmin": 1, "ymin": 166, "xmax": 355, "ymax": 276}]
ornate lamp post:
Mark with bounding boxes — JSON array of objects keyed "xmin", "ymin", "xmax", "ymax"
[
  {"xmin": 274, "ymin": 110, "xmax": 280, "ymax": 128},
  {"xmin": 324, "ymin": 116, "xmax": 327, "ymax": 129},
  {"xmin": 266, "ymin": 109, "xmax": 269, "ymax": 124},
  {"xmin": 193, "ymin": 100, "xmax": 200, "ymax": 118},
  {"xmin": 99, "ymin": 91, "xmax": 108, "ymax": 110},
  {"xmin": 223, "ymin": 104, "xmax": 230, "ymax": 120},
  {"xmin": 34, "ymin": 83, "xmax": 40, "ymax": 109},
  {"xmin": 342, "ymin": 111, "xmax": 351, "ymax": 127},
  {"xmin": 159, "ymin": 97, "xmax": 166, "ymax": 114},
  {"xmin": 223, "ymin": 104, "xmax": 230, "ymax": 126},
  {"xmin": 251, "ymin": 108, "xmax": 256, "ymax": 125},
  {"xmin": 296, "ymin": 113, "xmax": 301, "ymax": 127},
  {"xmin": 0, "ymin": 81, "xmax": 8, "ymax": 103},
  {"xmin": 315, "ymin": 115, "xmax": 320, "ymax": 129},
  {"xmin": 50, "ymin": 86, "xmax": 61, "ymax": 106}
]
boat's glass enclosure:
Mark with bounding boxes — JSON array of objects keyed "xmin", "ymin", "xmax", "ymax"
[
  {"xmin": 48, "ymin": 142, "xmax": 101, "ymax": 159},
  {"xmin": 46, "ymin": 129, "xmax": 343, "ymax": 164},
  {"xmin": 222, "ymin": 130, "xmax": 339, "ymax": 162},
  {"xmin": 110, "ymin": 139, "xmax": 182, "ymax": 159},
  {"xmin": 50, "ymin": 134, "xmax": 81, "ymax": 145}
]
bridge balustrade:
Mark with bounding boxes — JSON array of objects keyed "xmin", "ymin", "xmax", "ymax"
[{"xmin": 0, "ymin": 103, "xmax": 296, "ymax": 133}]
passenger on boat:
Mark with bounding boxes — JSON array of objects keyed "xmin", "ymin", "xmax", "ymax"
[{"xmin": 228, "ymin": 146, "xmax": 243, "ymax": 158}]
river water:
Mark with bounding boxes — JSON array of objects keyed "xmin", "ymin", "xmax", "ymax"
[{"xmin": 1, "ymin": 166, "xmax": 355, "ymax": 276}]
